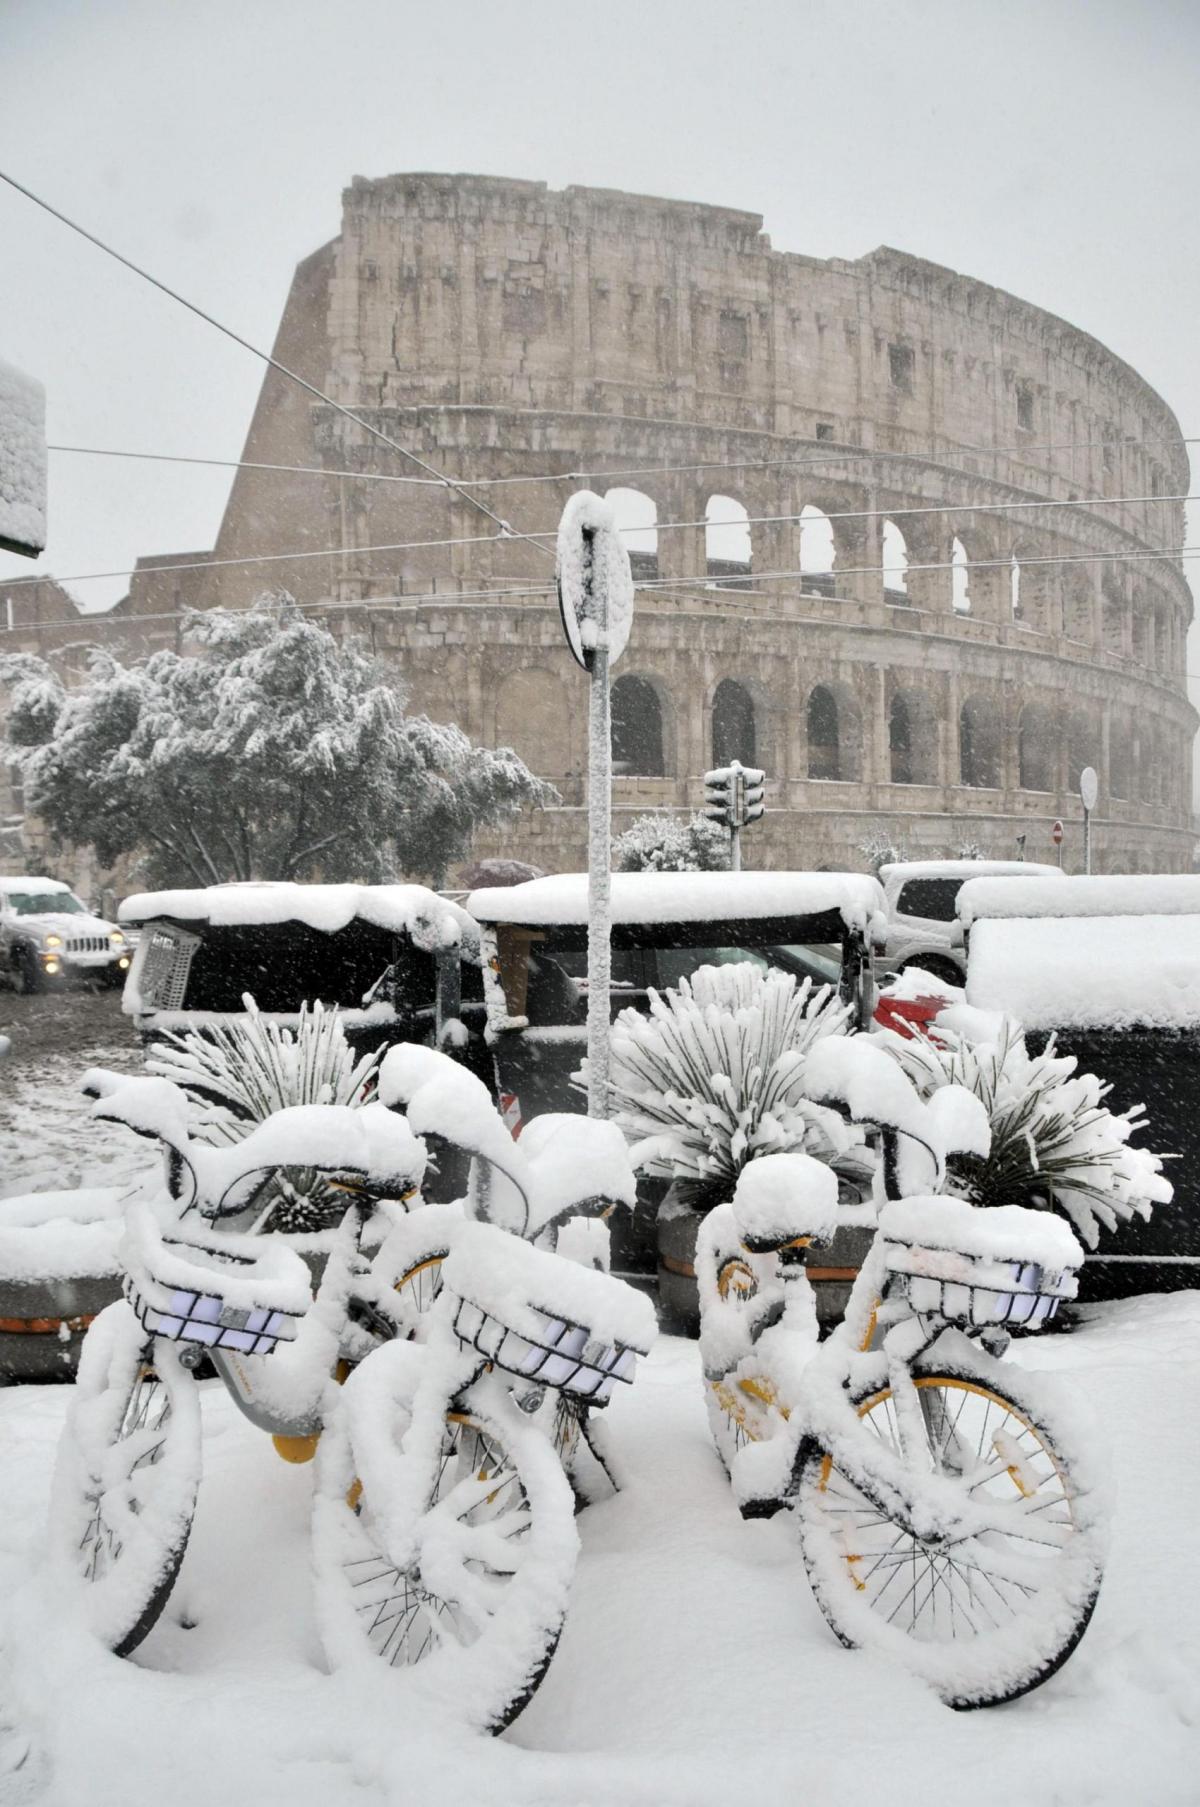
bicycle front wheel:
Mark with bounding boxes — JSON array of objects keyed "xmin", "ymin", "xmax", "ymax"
[
  {"xmin": 313, "ymin": 1340, "xmax": 578, "ymax": 1733},
  {"xmin": 793, "ymin": 1359, "xmax": 1105, "ymax": 1708},
  {"xmin": 50, "ymin": 1301, "xmax": 201, "ymax": 1656}
]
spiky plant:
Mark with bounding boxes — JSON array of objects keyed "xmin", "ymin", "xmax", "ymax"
[
  {"xmin": 146, "ymin": 994, "xmax": 383, "ymax": 1232},
  {"xmin": 600, "ymin": 961, "xmax": 862, "ymax": 1205},
  {"xmin": 880, "ymin": 1017, "xmax": 1171, "ymax": 1248}
]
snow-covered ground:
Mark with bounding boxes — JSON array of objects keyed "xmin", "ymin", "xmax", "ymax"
[{"xmin": 3, "ymin": 1295, "xmax": 1198, "ymax": 1807}]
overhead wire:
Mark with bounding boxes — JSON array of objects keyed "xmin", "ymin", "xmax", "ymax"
[{"xmin": 0, "ymin": 168, "xmax": 553, "ymax": 564}]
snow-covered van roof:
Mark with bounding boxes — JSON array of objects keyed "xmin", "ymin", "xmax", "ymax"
[
  {"xmin": 966, "ymin": 915, "xmax": 1200, "ymax": 1031},
  {"xmin": 119, "ymin": 882, "xmax": 478, "ymax": 952},
  {"xmin": 881, "ymin": 860, "xmax": 1062, "ymax": 884},
  {"xmin": 0, "ymin": 875, "xmax": 71, "ymax": 894},
  {"xmin": 467, "ymin": 870, "xmax": 885, "ymax": 931},
  {"xmin": 958, "ymin": 874, "xmax": 1200, "ymax": 928}
]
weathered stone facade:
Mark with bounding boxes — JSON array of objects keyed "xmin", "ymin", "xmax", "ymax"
[{"xmin": 9, "ymin": 173, "xmax": 1198, "ymax": 881}]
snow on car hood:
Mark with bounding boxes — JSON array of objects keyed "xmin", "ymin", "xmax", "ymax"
[{"xmin": 13, "ymin": 910, "xmax": 118, "ymax": 937}]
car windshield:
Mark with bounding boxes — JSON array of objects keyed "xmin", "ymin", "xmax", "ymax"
[{"xmin": 4, "ymin": 890, "xmax": 88, "ymax": 916}]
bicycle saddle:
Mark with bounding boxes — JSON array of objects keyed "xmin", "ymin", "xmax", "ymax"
[{"xmin": 731, "ymin": 1152, "xmax": 840, "ymax": 1254}]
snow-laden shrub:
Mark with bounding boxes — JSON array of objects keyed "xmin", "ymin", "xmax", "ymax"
[
  {"xmin": 857, "ymin": 824, "xmax": 908, "ymax": 873},
  {"xmin": 146, "ymin": 995, "xmax": 382, "ymax": 1232},
  {"xmin": 879, "ymin": 1016, "xmax": 1172, "ymax": 1249},
  {"xmin": 612, "ymin": 811, "xmax": 728, "ymax": 874},
  {"xmin": 602, "ymin": 962, "xmax": 861, "ymax": 1204}
]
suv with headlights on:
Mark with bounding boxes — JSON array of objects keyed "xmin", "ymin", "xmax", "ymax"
[{"xmin": 0, "ymin": 876, "xmax": 134, "ymax": 992}]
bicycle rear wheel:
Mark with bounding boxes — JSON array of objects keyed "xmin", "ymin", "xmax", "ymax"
[
  {"xmin": 793, "ymin": 1358, "xmax": 1104, "ymax": 1708},
  {"xmin": 313, "ymin": 1340, "xmax": 577, "ymax": 1733},
  {"xmin": 50, "ymin": 1301, "xmax": 201, "ymax": 1656}
]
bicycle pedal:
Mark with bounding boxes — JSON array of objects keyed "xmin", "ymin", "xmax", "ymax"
[{"xmin": 738, "ymin": 1495, "xmax": 787, "ymax": 1522}]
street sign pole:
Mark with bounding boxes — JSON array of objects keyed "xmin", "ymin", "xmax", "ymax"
[
  {"xmin": 1052, "ymin": 818, "xmax": 1064, "ymax": 867},
  {"xmin": 556, "ymin": 493, "xmax": 635, "ymax": 1122},
  {"xmin": 1079, "ymin": 765, "xmax": 1099, "ymax": 876},
  {"xmin": 729, "ymin": 762, "xmax": 743, "ymax": 872}
]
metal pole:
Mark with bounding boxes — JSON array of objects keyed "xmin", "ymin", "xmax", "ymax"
[
  {"xmin": 730, "ymin": 824, "xmax": 741, "ymax": 872},
  {"xmin": 586, "ymin": 640, "xmax": 612, "ymax": 1119},
  {"xmin": 1083, "ymin": 805, "xmax": 1092, "ymax": 876}
]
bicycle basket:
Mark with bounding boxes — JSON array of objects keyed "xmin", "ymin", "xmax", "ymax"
[
  {"xmin": 121, "ymin": 1202, "xmax": 313, "ymax": 1356},
  {"xmin": 442, "ymin": 1223, "xmax": 655, "ymax": 1405},
  {"xmin": 878, "ymin": 1197, "xmax": 1082, "ymax": 1332}
]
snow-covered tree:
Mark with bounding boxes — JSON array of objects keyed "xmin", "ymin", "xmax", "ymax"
[
  {"xmin": 612, "ymin": 810, "xmax": 728, "ymax": 873},
  {"xmin": 1, "ymin": 598, "xmax": 552, "ymax": 887},
  {"xmin": 599, "ymin": 962, "xmax": 863, "ymax": 1205},
  {"xmin": 878, "ymin": 1016, "xmax": 1172, "ymax": 1248}
]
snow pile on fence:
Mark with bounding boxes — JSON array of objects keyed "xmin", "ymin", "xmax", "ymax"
[
  {"xmin": 120, "ymin": 882, "xmax": 479, "ymax": 953},
  {"xmin": 967, "ymin": 915, "xmax": 1200, "ymax": 1030},
  {"xmin": 0, "ymin": 357, "xmax": 47, "ymax": 557}
]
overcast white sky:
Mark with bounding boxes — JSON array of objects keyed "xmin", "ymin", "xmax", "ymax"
[{"xmin": 2, "ymin": 0, "xmax": 1198, "ymax": 771}]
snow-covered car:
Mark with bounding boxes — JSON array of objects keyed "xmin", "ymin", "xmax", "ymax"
[
  {"xmin": 876, "ymin": 859, "xmax": 1063, "ymax": 984},
  {"xmin": 0, "ymin": 876, "xmax": 135, "ymax": 993},
  {"xmin": 958, "ymin": 871, "xmax": 1200, "ymax": 1302}
]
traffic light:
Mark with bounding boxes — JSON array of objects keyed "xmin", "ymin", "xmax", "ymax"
[
  {"xmin": 704, "ymin": 766, "xmax": 734, "ymax": 827},
  {"xmin": 741, "ymin": 767, "xmax": 765, "ymax": 825}
]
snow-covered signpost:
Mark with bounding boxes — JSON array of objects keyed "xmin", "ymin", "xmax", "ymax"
[
  {"xmin": 556, "ymin": 492, "xmax": 635, "ymax": 1118},
  {"xmin": 0, "ymin": 358, "xmax": 47, "ymax": 560},
  {"xmin": 1080, "ymin": 764, "xmax": 1099, "ymax": 876}
]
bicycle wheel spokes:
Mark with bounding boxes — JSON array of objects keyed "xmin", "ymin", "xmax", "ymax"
[
  {"xmin": 795, "ymin": 1367, "xmax": 1104, "ymax": 1707},
  {"xmin": 347, "ymin": 1412, "xmax": 533, "ymax": 1667}
]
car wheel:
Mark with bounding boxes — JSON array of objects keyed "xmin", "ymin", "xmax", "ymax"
[
  {"xmin": 897, "ymin": 954, "xmax": 963, "ymax": 988},
  {"xmin": 12, "ymin": 946, "xmax": 42, "ymax": 995}
]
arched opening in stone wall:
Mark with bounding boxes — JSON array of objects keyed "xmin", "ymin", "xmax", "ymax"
[
  {"xmin": 494, "ymin": 667, "xmax": 572, "ymax": 777},
  {"xmin": 705, "ymin": 494, "xmax": 751, "ymax": 587},
  {"xmin": 1067, "ymin": 712, "xmax": 1099, "ymax": 795},
  {"xmin": 605, "ymin": 488, "xmax": 659, "ymax": 582},
  {"xmin": 1102, "ymin": 577, "xmax": 1125, "ymax": 654},
  {"xmin": 1109, "ymin": 720, "xmax": 1131, "ymax": 800},
  {"xmin": 882, "ymin": 521, "xmax": 909, "ymax": 600},
  {"xmin": 889, "ymin": 688, "xmax": 937, "ymax": 785},
  {"xmin": 611, "ymin": 674, "xmax": 665, "ymax": 776},
  {"xmin": 800, "ymin": 505, "xmax": 836, "ymax": 597},
  {"xmin": 1132, "ymin": 607, "xmax": 1148, "ymax": 667},
  {"xmin": 807, "ymin": 685, "xmax": 840, "ymax": 780},
  {"xmin": 951, "ymin": 536, "xmax": 971, "ymax": 614},
  {"xmin": 712, "ymin": 678, "xmax": 757, "ymax": 769},
  {"xmin": 959, "ymin": 696, "xmax": 1001, "ymax": 788},
  {"xmin": 1018, "ymin": 705, "xmax": 1057, "ymax": 793}
]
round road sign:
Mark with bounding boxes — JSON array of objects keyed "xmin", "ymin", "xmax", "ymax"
[
  {"xmin": 1079, "ymin": 765, "xmax": 1099, "ymax": 812},
  {"xmin": 1052, "ymin": 819, "xmax": 1064, "ymax": 846}
]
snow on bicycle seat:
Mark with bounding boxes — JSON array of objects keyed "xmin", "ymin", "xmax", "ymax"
[
  {"xmin": 443, "ymin": 1222, "xmax": 656, "ymax": 1403},
  {"xmin": 879, "ymin": 1197, "xmax": 1083, "ymax": 1330},
  {"xmin": 731, "ymin": 1153, "xmax": 840, "ymax": 1253},
  {"xmin": 121, "ymin": 1201, "xmax": 314, "ymax": 1356}
]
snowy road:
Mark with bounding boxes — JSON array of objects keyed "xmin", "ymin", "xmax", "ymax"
[{"xmin": 2, "ymin": 1296, "xmax": 1198, "ymax": 1806}]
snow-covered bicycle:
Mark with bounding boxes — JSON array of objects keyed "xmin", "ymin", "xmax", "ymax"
[
  {"xmin": 51, "ymin": 1069, "xmax": 430, "ymax": 1659},
  {"xmin": 311, "ymin": 1044, "xmax": 656, "ymax": 1732},
  {"xmin": 697, "ymin": 1036, "xmax": 1105, "ymax": 1709}
]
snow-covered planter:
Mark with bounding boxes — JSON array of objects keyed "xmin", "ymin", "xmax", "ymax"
[
  {"xmin": 605, "ymin": 962, "xmax": 859, "ymax": 1204},
  {"xmin": 0, "ymin": 1188, "xmax": 124, "ymax": 1380},
  {"xmin": 879, "ymin": 1196, "xmax": 1082, "ymax": 1329},
  {"xmin": 146, "ymin": 996, "xmax": 382, "ymax": 1232},
  {"xmin": 877, "ymin": 1014, "xmax": 1172, "ymax": 1250}
]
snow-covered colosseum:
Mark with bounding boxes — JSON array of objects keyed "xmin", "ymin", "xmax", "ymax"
[{"xmin": 121, "ymin": 172, "xmax": 1197, "ymax": 873}]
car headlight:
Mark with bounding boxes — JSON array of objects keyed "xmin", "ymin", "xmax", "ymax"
[
  {"xmin": 109, "ymin": 930, "xmax": 125, "ymax": 945},
  {"xmin": 43, "ymin": 933, "xmax": 62, "ymax": 948}
]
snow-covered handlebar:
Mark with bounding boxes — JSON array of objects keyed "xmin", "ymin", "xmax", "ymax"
[{"xmin": 82, "ymin": 1069, "xmax": 427, "ymax": 1218}]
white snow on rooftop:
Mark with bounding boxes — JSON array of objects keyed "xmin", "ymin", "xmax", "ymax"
[
  {"xmin": 966, "ymin": 914, "xmax": 1200, "ymax": 1029},
  {"xmin": 119, "ymin": 882, "xmax": 479, "ymax": 950},
  {"xmin": 467, "ymin": 870, "xmax": 885, "ymax": 929},
  {"xmin": 0, "ymin": 357, "xmax": 47, "ymax": 557},
  {"xmin": 959, "ymin": 873, "xmax": 1200, "ymax": 927}
]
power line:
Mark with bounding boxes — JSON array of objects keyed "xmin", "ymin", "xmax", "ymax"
[
  {"xmin": 3, "ymin": 484, "xmax": 1193, "ymax": 593},
  {"xmin": 7, "ymin": 541, "xmax": 1200, "ymax": 638},
  {"xmin": 0, "ymin": 168, "xmax": 551, "ymax": 564},
  {"xmin": 46, "ymin": 433, "xmax": 1200, "ymax": 494}
]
